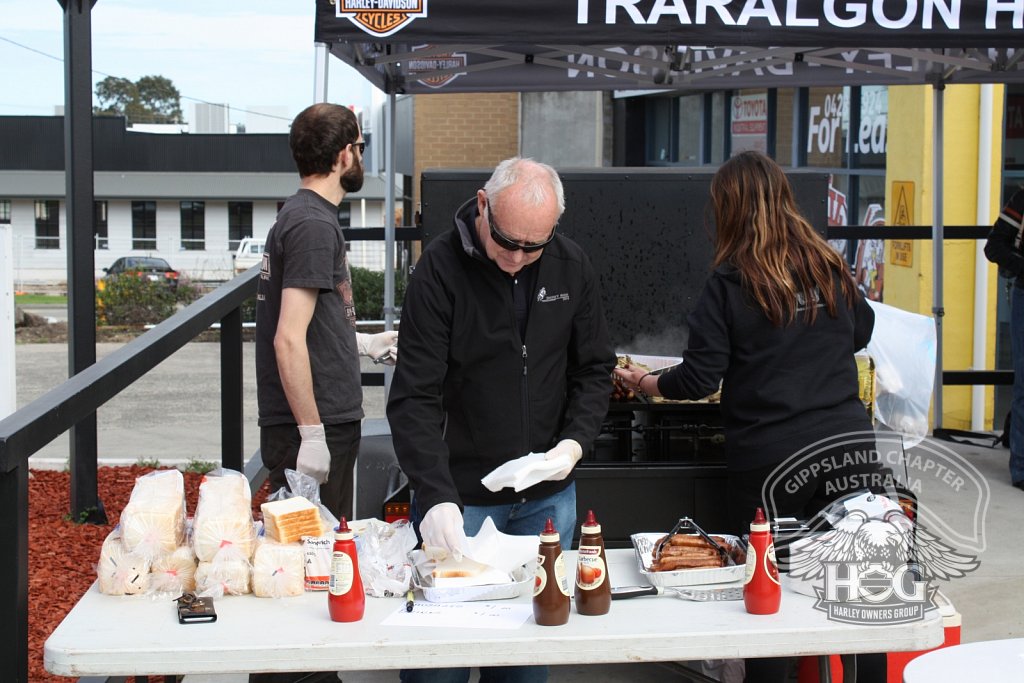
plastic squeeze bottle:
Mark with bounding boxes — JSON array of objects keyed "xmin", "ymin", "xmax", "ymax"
[
  {"xmin": 743, "ymin": 507, "xmax": 781, "ymax": 615},
  {"xmin": 574, "ymin": 509, "xmax": 611, "ymax": 616},
  {"xmin": 328, "ymin": 517, "xmax": 365, "ymax": 622},
  {"xmin": 533, "ymin": 518, "xmax": 571, "ymax": 626}
]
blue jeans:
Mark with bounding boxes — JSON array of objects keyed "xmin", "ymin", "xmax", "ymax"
[
  {"xmin": 402, "ymin": 483, "xmax": 577, "ymax": 683},
  {"xmin": 1011, "ymin": 286, "xmax": 1024, "ymax": 484}
]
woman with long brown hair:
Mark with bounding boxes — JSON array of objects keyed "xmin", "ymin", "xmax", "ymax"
[
  {"xmin": 615, "ymin": 149, "xmax": 880, "ymax": 532},
  {"xmin": 616, "ymin": 150, "xmax": 886, "ymax": 681}
]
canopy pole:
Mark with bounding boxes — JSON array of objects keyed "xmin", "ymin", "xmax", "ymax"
[
  {"xmin": 932, "ymin": 83, "xmax": 945, "ymax": 429},
  {"xmin": 972, "ymin": 84, "xmax": 995, "ymax": 431},
  {"xmin": 383, "ymin": 90, "xmax": 397, "ymax": 396},
  {"xmin": 314, "ymin": 43, "xmax": 330, "ymax": 103}
]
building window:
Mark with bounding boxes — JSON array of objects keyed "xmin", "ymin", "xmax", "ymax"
[
  {"xmin": 34, "ymin": 200, "xmax": 60, "ymax": 249},
  {"xmin": 180, "ymin": 200, "xmax": 205, "ymax": 250},
  {"xmin": 228, "ymin": 201, "xmax": 253, "ymax": 251},
  {"xmin": 94, "ymin": 200, "xmax": 108, "ymax": 249},
  {"xmin": 132, "ymin": 200, "xmax": 157, "ymax": 250},
  {"xmin": 0, "ymin": 199, "xmax": 10, "ymax": 224},
  {"xmin": 338, "ymin": 202, "xmax": 351, "ymax": 227}
]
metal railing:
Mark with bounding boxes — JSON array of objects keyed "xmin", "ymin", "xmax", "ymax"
[{"xmin": 0, "ymin": 267, "xmax": 259, "ymax": 681}]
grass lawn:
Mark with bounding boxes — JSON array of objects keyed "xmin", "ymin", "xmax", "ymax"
[{"xmin": 15, "ymin": 294, "xmax": 67, "ymax": 305}]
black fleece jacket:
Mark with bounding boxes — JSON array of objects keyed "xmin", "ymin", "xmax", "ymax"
[
  {"xmin": 387, "ymin": 199, "xmax": 615, "ymax": 511},
  {"xmin": 656, "ymin": 266, "xmax": 875, "ymax": 471},
  {"xmin": 985, "ymin": 187, "xmax": 1024, "ymax": 285}
]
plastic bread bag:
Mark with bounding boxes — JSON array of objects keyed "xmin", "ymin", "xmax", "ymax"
[
  {"xmin": 865, "ymin": 300, "xmax": 935, "ymax": 448},
  {"xmin": 352, "ymin": 518, "xmax": 418, "ymax": 597},
  {"xmin": 195, "ymin": 557, "xmax": 252, "ymax": 597},
  {"xmin": 148, "ymin": 545, "xmax": 198, "ymax": 596},
  {"xmin": 96, "ymin": 526, "xmax": 152, "ymax": 596},
  {"xmin": 251, "ymin": 538, "xmax": 305, "ymax": 598},
  {"xmin": 119, "ymin": 469, "xmax": 187, "ymax": 561},
  {"xmin": 265, "ymin": 468, "xmax": 340, "ymax": 533},
  {"xmin": 192, "ymin": 468, "xmax": 256, "ymax": 563}
]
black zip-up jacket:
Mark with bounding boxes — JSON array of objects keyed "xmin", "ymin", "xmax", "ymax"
[
  {"xmin": 656, "ymin": 266, "xmax": 875, "ymax": 471},
  {"xmin": 387, "ymin": 199, "xmax": 615, "ymax": 512},
  {"xmin": 984, "ymin": 187, "xmax": 1024, "ymax": 286}
]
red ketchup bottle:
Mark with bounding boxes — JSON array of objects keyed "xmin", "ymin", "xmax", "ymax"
[
  {"xmin": 743, "ymin": 507, "xmax": 781, "ymax": 615},
  {"xmin": 533, "ymin": 518, "xmax": 571, "ymax": 626},
  {"xmin": 574, "ymin": 510, "xmax": 611, "ymax": 616},
  {"xmin": 328, "ymin": 517, "xmax": 365, "ymax": 622}
]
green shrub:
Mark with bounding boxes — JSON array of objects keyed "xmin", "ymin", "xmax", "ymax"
[
  {"xmin": 350, "ymin": 266, "xmax": 406, "ymax": 320},
  {"xmin": 96, "ymin": 273, "xmax": 177, "ymax": 325}
]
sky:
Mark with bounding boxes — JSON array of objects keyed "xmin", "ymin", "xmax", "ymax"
[{"xmin": 0, "ymin": 0, "xmax": 381, "ymax": 132}]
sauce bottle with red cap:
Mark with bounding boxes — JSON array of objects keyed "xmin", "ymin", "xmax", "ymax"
[
  {"xmin": 328, "ymin": 517, "xmax": 365, "ymax": 622},
  {"xmin": 743, "ymin": 507, "xmax": 781, "ymax": 615},
  {"xmin": 533, "ymin": 518, "xmax": 570, "ymax": 625},
  {"xmin": 574, "ymin": 509, "xmax": 611, "ymax": 616}
]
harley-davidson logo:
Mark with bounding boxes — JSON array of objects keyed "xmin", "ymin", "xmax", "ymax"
[
  {"xmin": 409, "ymin": 50, "xmax": 468, "ymax": 89},
  {"xmin": 336, "ymin": 0, "xmax": 428, "ymax": 38}
]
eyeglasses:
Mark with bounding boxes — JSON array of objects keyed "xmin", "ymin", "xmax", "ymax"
[
  {"xmin": 486, "ymin": 201, "xmax": 555, "ymax": 253},
  {"xmin": 351, "ymin": 141, "xmax": 366, "ymax": 155}
]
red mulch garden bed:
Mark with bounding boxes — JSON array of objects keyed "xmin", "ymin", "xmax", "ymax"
[{"xmin": 29, "ymin": 466, "xmax": 270, "ymax": 682}]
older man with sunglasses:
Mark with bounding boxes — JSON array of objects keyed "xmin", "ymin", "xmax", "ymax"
[{"xmin": 387, "ymin": 157, "xmax": 614, "ymax": 683}]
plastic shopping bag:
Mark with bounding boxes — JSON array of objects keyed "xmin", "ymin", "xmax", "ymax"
[{"xmin": 865, "ymin": 300, "xmax": 935, "ymax": 447}]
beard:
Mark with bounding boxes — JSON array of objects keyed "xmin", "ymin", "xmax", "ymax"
[{"xmin": 340, "ymin": 155, "xmax": 364, "ymax": 193}]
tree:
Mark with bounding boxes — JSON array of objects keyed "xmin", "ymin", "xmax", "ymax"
[{"xmin": 94, "ymin": 75, "xmax": 184, "ymax": 125}]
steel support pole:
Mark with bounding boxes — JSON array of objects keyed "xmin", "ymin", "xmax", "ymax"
[
  {"xmin": 220, "ymin": 307, "xmax": 243, "ymax": 473},
  {"xmin": 383, "ymin": 90, "xmax": 398, "ymax": 395},
  {"xmin": 0, "ymin": 463, "xmax": 29, "ymax": 681},
  {"xmin": 63, "ymin": 0, "xmax": 105, "ymax": 523},
  {"xmin": 932, "ymin": 83, "xmax": 945, "ymax": 429}
]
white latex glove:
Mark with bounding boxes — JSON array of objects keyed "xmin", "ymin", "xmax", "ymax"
[
  {"xmin": 419, "ymin": 502, "xmax": 468, "ymax": 562},
  {"xmin": 543, "ymin": 439, "xmax": 583, "ymax": 481},
  {"xmin": 356, "ymin": 330, "xmax": 399, "ymax": 365},
  {"xmin": 296, "ymin": 423, "xmax": 330, "ymax": 484}
]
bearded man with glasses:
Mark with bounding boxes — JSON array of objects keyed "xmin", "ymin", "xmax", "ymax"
[{"xmin": 387, "ymin": 157, "xmax": 614, "ymax": 683}]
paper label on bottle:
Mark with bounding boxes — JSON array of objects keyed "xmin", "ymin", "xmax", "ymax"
[
  {"xmin": 534, "ymin": 554, "xmax": 547, "ymax": 597},
  {"xmin": 554, "ymin": 554, "xmax": 570, "ymax": 596},
  {"xmin": 764, "ymin": 543, "xmax": 780, "ymax": 585},
  {"xmin": 329, "ymin": 551, "xmax": 354, "ymax": 596},
  {"xmin": 575, "ymin": 545, "xmax": 606, "ymax": 590},
  {"xmin": 743, "ymin": 545, "xmax": 756, "ymax": 585}
]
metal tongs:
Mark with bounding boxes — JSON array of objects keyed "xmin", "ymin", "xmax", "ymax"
[
  {"xmin": 611, "ymin": 585, "xmax": 743, "ymax": 601},
  {"xmin": 653, "ymin": 517, "xmax": 734, "ymax": 567}
]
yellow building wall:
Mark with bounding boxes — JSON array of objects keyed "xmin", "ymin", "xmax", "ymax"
[{"xmin": 884, "ymin": 85, "xmax": 1004, "ymax": 429}]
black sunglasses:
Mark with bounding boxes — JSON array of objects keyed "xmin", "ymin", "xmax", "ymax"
[
  {"xmin": 486, "ymin": 201, "xmax": 555, "ymax": 253},
  {"xmin": 351, "ymin": 141, "xmax": 366, "ymax": 155}
]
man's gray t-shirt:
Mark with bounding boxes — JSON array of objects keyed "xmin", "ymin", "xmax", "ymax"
[{"xmin": 255, "ymin": 189, "xmax": 363, "ymax": 426}]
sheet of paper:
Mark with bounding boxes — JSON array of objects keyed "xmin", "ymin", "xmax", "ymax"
[{"xmin": 379, "ymin": 600, "xmax": 534, "ymax": 630}]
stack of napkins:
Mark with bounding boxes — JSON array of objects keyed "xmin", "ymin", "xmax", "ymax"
[
  {"xmin": 421, "ymin": 517, "xmax": 538, "ymax": 588},
  {"xmin": 481, "ymin": 452, "xmax": 570, "ymax": 492}
]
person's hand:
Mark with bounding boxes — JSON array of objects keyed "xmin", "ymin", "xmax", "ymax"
[
  {"xmin": 296, "ymin": 424, "xmax": 331, "ymax": 484},
  {"xmin": 544, "ymin": 438, "xmax": 583, "ymax": 481},
  {"xmin": 419, "ymin": 502, "xmax": 467, "ymax": 561},
  {"xmin": 356, "ymin": 331, "xmax": 399, "ymax": 365},
  {"xmin": 612, "ymin": 365, "xmax": 658, "ymax": 397}
]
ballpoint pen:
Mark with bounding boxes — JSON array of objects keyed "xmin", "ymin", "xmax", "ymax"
[{"xmin": 406, "ymin": 589, "xmax": 415, "ymax": 612}]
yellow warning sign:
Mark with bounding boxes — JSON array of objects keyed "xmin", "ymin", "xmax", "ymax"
[{"xmin": 890, "ymin": 181, "xmax": 914, "ymax": 267}]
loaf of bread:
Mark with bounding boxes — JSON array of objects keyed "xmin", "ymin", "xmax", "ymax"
[
  {"xmin": 149, "ymin": 546, "xmax": 198, "ymax": 594},
  {"xmin": 193, "ymin": 470, "xmax": 255, "ymax": 562},
  {"xmin": 97, "ymin": 528, "xmax": 151, "ymax": 595},
  {"xmin": 196, "ymin": 559, "xmax": 251, "ymax": 596},
  {"xmin": 261, "ymin": 497, "xmax": 323, "ymax": 544},
  {"xmin": 252, "ymin": 540, "xmax": 305, "ymax": 597},
  {"xmin": 119, "ymin": 469, "xmax": 186, "ymax": 558}
]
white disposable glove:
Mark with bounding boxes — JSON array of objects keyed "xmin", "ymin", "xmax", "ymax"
[
  {"xmin": 543, "ymin": 439, "xmax": 583, "ymax": 481},
  {"xmin": 296, "ymin": 423, "xmax": 331, "ymax": 484},
  {"xmin": 356, "ymin": 330, "xmax": 399, "ymax": 365},
  {"xmin": 419, "ymin": 502, "xmax": 468, "ymax": 562}
]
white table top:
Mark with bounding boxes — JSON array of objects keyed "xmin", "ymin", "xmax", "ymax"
[
  {"xmin": 45, "ymin": 549, "xmax": 944, "ymax": 677},
  {"xmin": 902, "ymin": 637, "xmax": 1024, "ymax": 683}
]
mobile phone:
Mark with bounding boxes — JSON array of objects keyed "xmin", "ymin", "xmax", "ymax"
[{"xmin": 176, "ymin": 592, "xmax": 217, "ymax": 624}]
